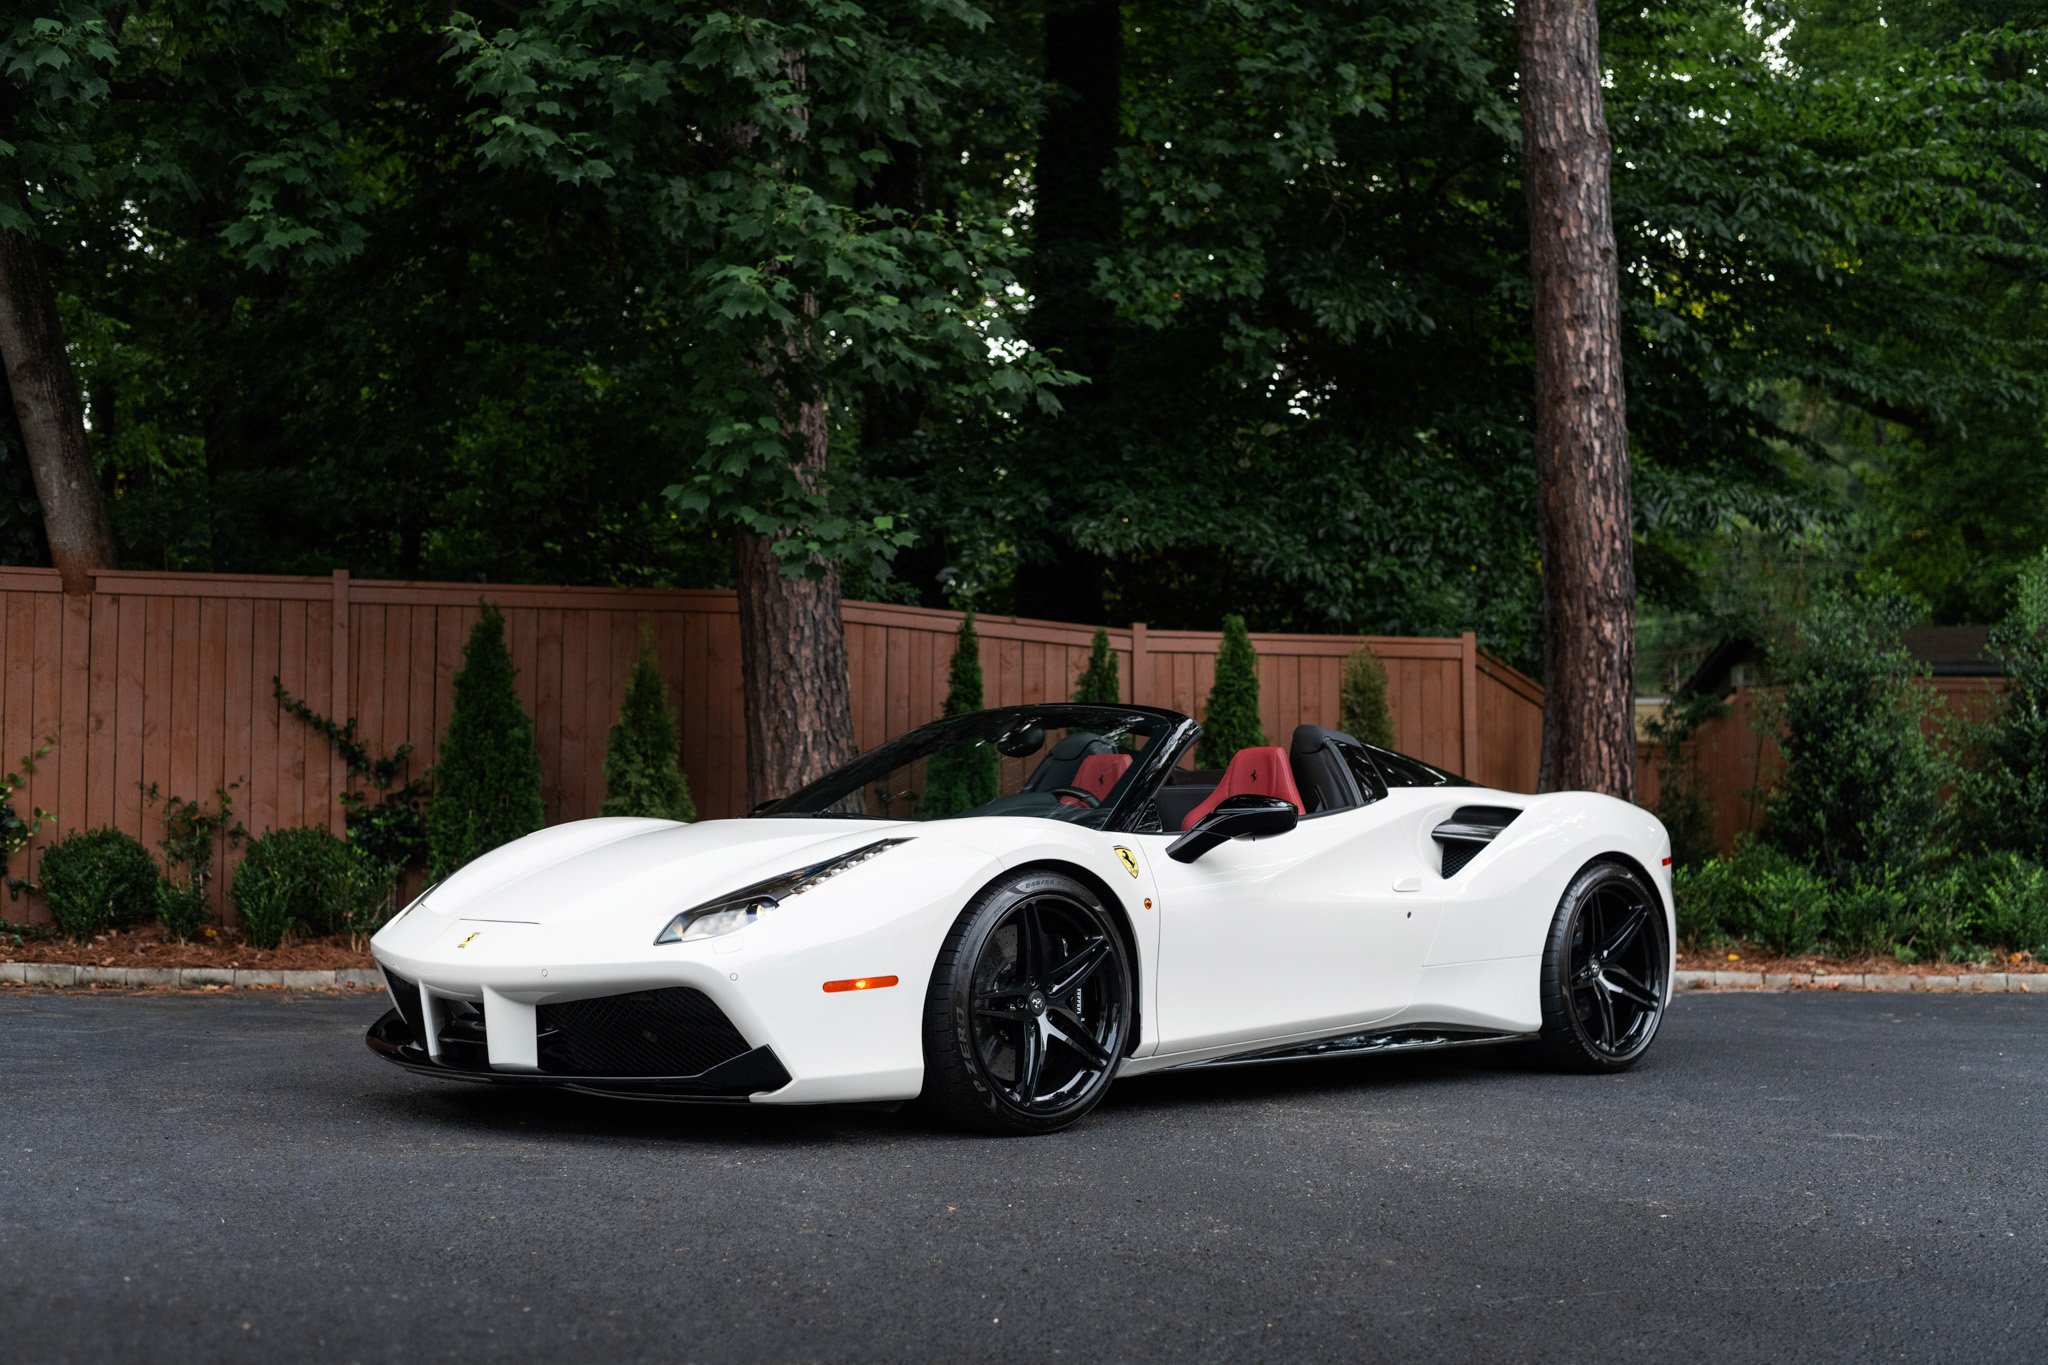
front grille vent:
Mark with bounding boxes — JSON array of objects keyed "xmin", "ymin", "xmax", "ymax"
[{"xmin": 537, "ymin": 988, "xmax": 752, "ymax": 1078}]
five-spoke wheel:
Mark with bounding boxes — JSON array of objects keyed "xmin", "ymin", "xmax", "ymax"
[
  {"xmin": 922, "ymin": 870, "xmax": 1131, "ymax": 1134},
  {"xmin": 1535, "ymin": 859, "xmax": 1669, "ymax": 1071}
]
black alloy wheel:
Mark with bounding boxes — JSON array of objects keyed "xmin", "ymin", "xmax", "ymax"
[
  {"xmin": 1534, "ymin": 859, "xmax": 1669, "ymax": 1071},
  {"xmin": 922, "ymin": 870, "xmax": 1131, "ymax": 1135}
]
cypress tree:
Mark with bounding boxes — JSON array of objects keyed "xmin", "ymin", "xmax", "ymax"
[
  {"xmin": 1071, "ymin": 628, "xmax": 1121, "ymax": 704},
  {"xmin": 427, "ymin": 604, "xmax": 546, "ymax": 879},
  {"xmin": 1339, "ymin": 645, "xmax": 1396, "ymax": 747},
  {"xmin": 601, "ymin": 630, "xmax": 696, "ymax": 822},
  {"xmin": 922, "ymin": 613, "xmax": 1000, "ymax": 817},
  {"xmin": 1196, "ymin": 614, "xmax": 1266, "ymax": 768}
]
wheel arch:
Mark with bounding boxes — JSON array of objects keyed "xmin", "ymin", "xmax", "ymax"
[{"xmin": 1003, "ymin": 858, "xmax": 1145, "ymax": 1057}]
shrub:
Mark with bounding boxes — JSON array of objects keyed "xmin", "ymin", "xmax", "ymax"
[
  {"xmin": 1760, "ymin": 586, "xmax": 1948, "ymax": 883},
  {"xmin": 1196, "ymin": 614, "xmax": 1264, "ymax": 768},
  {"xmin": 38, "ymin": 829, "xmax": 160, "ymax": 942},
  {"xmin": 155, "ymin": 879, "xmax": 209, "ymax": 943},
  {"xmin": 233, "ymin": 826, "xmax": 397, "ymax": 949},
  {"xmin": 1934, "ymin": 853, "xmax": 2048, "ymax": 958},
  {"xmin": 600, "ymin": 630, "xmax": 695, "ymax": 822},
  {"xmin": 1960, "ymin": 550, "xmax": 2048, "ymax": 858},
  {"xmin": 1825, "ymin": 873, "xmax": 1909, "ymax": 959},
  {"xmin": 427, "ymin": 604, "xmax": 545, "ymax": 880},
  {"xmin": 1071, "ymin": 628, "xmax": 1120, "ymax": 705},
  {"xmin": 923, "ymin": 612, "xmax": 998, "ymax": 818},
  {"xmin": 1338, "ymin": 645, "xmax": 1395, "ymax": 748},
  {"xmin": 1674, "ymin": 844, "xmax": 1814, "ymax": 951}
]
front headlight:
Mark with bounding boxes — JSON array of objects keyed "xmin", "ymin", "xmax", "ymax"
[{"xmin": 654, "ymin": 838, "xmax": 910, "ymax": 945}]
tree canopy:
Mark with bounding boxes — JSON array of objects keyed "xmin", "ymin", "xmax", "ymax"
[{"xmin": 4, "ymin": 2, "xmax": 2042, "ymax": 678}]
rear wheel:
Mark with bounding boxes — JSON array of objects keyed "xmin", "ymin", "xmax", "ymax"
[
  {"xmin": 921, "ymin": 871, "xmax": 1131, "ymax": 1135},
  {"xmin": 1534, "ymin": 859, "xmax": 1669, "ymax": 1072}
]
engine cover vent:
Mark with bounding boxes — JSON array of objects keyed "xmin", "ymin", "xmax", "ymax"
[{"xmin": 1432, "ymin": 805, "xmax": 1523, "ymax": 878}]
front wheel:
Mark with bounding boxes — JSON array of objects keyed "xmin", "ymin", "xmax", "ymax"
[
  {"xmin": 1533, "ymin": 859, "xmax": 1669, "ymax": 1072},
  {"xmin": 921, "ymin": 871, "xmax": 1131, "ymax": 1135}
]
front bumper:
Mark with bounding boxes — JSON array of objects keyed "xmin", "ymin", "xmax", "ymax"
[{"xmin": 364, "ymin": 991, "xmax": 793, "ymax": 1103}]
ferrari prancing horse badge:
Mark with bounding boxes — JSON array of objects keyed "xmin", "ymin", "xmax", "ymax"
[{"xmin": 1114, "ymin": 847, "xmax": 1139, "ymax": 878}]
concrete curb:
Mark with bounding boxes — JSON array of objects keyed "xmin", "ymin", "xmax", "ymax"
[
  {"xmin": 0, "ymin": 962, "xmax": 383, "ymax": 991},
  {"xmin": 1673, "ymin": 968, "xmax": 2036, "ymax": 994}
]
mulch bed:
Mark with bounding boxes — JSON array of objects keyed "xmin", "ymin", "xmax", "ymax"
[
  {"xmin": 0, "ymin": 922, "xmax": 372, "ymax": 972},
  {"xmin": 1676, "ymin": 948, "xmax": 2044, "ymax": 976}
]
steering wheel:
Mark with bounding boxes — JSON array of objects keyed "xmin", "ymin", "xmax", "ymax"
[{"xmin": 1051, "ymin": 786, "xmax": 1103, "ymax": 808}]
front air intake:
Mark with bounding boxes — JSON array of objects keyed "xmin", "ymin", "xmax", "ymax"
[{"xmin": 536, "ymin": 987, "xmax": 754, "ymax": 1078}]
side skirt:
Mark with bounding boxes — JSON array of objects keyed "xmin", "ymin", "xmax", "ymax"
[{"xmin": 1167, "ymin": 1026, "xmax": 1537, "ymax": 1072}]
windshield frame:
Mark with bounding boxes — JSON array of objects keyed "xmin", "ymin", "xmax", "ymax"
[{"xmin": 758, "ymin": 704, "xmax": 1201, "ymax": 831}]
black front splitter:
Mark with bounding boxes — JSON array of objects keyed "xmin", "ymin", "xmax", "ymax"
[{"xmin": 364, "ymin": 1008, "xmax": 792, "ymax": 1104}]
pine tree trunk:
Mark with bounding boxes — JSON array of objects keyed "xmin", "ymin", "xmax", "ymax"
[
  {"xmin": 1516, "ymin": 0, "xmax": 1636, "ymax": 800},
  {"xmin": 0, "ymin": 225, "xmax": 116, "ymax": 594},
  {"xmin": 732, "ymin": 321, "xmax": 855, "ymax": 808}
]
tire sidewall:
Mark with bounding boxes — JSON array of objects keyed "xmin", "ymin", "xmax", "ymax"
[
  {"xmin": 926, "ymin": 870, "xmax": 1131, "ymax": 1135},
  {"xmin": 1538, "ymin": 860, "xmax": 1669, "ymax": 1071}
]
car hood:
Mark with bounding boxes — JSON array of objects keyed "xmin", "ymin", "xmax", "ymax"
[{"xmin": 415, "ymin": 817, "xmax": 921, "ymax": 927}]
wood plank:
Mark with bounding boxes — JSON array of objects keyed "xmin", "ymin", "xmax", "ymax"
[
  {"xmin": 533, "ymin": 608, "xmax": 564, "ymax": 820},
  {"xmin": 706, "ymin": 613, "xmax": 739, "ymax": 814},
  {"xmin": 220, "ymin": 598, "xmax": 253, "ymax": 852},
  {"xmin": 557, "ymin": 609, "xmax": 589, "ymax": 819},
  {"xmin": 168, "ymin": 594, "xmax": 201, "ymax": 823},
  {"xmin": 22, "ymin": 594, "xmax": 60, "ymax": 875},
  {"xmin": 411, "ymin": 602, "xmax": 441, "ymax": 790},
  {"xmin": 431, "ymin": 605, "xmax": 465, "ymax": 773},
  {"xmin": 303, "ymin": 600, "xmax": 335, "ymax": 838},
  {"xmin": 248, "ymin": 600, "xmax": 281, "ymax": 836},
  {"xmin": 112, "ymin": 595, "xmax": 146, "ymax": 840},
  {"xmin": 276, "ymin": 600, "xmax": 307, "ymax": 828},
  {"xmin": 57, "ymin": 592, "xmax": 90, "ymax": 842}
]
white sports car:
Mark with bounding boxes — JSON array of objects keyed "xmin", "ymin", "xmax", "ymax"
[{"xmin": 367, "ymin": 704, "xmax": 1674, "ymax": 1134}]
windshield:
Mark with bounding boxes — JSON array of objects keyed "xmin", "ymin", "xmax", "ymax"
[{"xmin": 762, "ymin": 705, "xmax": 1184, "ymax": 826}]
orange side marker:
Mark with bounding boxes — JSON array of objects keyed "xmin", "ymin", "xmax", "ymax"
[{"xmin": 823, "ymin": 976, "xmax": 900, "ymax": 993}]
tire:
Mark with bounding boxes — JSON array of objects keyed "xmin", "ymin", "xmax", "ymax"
[
  {"xmin": 921, "ymin": 870, "xmax": 1132, "ymax": 1136},
  {"xmin": 1533, "ymin": 859, "xmax": 1670, "ymax": 1073}
]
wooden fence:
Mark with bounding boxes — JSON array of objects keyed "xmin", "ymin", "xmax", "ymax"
[
  {"xmin": 1634, "ymin": 677, "xmax": 2008, "ymax": 854},
  {"xmin": 0, "ymin": 567, "xmax": 1544, "ymax": 925}
]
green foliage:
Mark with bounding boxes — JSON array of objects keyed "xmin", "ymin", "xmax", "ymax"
[
  {"xmin": 1960, "ymin": 551, "xmax": 2048, "ymax": 859},
  {"xmin": 1196, "ymin": 616, "xmax": 1264, "ymax": 768},
  {"xmin": 600, "ymin": 631, "xmax": 695, "ymax": 823},
  {"xmin": 275, "ymin": 681, "xmax": 429, "ymax": 872},
  {"xmin": 1071, "ymin": 629, "xmax": 1121, "ymax": 705},
  {"xmin": 233, "ymin": 826, "xmax": 396, "ymax": 949},
  {"xmin": 0, "ymin": 741, "xmax": 54, "ymax": 894},
  {"xmin": 922, "ymin": 612, "xmax": 998, "ymax": 818},
  {"xmin": 1338, "ymin": 647, "xmax": 1395, "ymax": 749},
  {"xmin": 142, "ymin": 784, "xmax": 244, "ymax": 940},
  {"xmin": 427, "ymin": 606, "xmax": 546, "ymax": 881},
  {"xmin": 38, "ymin": 829, "xmax": 159, "ymax": 942},
  {"xmin": 1760, "ymin": 588, "xmax": 1948, "ymax": 883}
]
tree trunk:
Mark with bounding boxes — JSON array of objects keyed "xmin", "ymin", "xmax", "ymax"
[
  {"xmin": 0, "ymin": 226, "xmax": 115, "ymax": 593},
  {"xmin": 1516, "ymin": 0, "xmax": 1636, "ymax": 800},
  {"xmin": 733, "ymin": 304, "xmax": 855, "ymax": 808}
]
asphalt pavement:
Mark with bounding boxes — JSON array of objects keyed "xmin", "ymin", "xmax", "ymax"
[{"xmin": 2, "ymin": 988, "xmax": 2043, "ymax": 1362}]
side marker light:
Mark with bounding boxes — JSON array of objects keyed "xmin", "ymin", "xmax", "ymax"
[
  {"xmin": 823, "ymin": 976, "xmax": 899, "ymax": 993},
  {"xmin": 1661, "ymin": 856, "xmax": 1674, "ymax": 866}
]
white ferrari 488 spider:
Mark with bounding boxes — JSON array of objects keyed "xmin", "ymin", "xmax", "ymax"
[{"xmin": 368, "ymin": 704, "xmax": 1674, "ymax": 1134}]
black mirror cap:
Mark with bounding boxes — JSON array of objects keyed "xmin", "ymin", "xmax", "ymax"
[{"xmin": 1164, "ymin": 794, "xmax": 1300, "ymax": 863}]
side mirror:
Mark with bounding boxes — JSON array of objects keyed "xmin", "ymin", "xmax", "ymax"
[{"xmin": 1165, "ymin": 794, "xmax": 1299, "ymax": 864}]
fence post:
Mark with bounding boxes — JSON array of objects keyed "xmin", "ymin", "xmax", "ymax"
[
  {"xmin": 1460, "ymin": 631, "xmax": 1480, "ymax": 779},
  {"xmin": 1129, "ymin": 621, "xmax": 1148, "ymax": 706},
  {"xmin": 330, "ymin": 569, "xmax": 350, "ymax": 837}
]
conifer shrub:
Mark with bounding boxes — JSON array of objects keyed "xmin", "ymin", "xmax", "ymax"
[
  {"xmin": 232, "ymin": 826, "xmax": 396, "ymax": 948},
  {"xmin": 38, "ymin": 828, "xmax": 160, "ymax": 941},
  {"xmin": 1196, "ymin": 614, "xmax": 1265, "ymax": 768},
  {"xmin": 1337, "ymin": 645, "xmax": 1394, "ymax": 748},
  {"xmin": 427, "ymin": 605, "xmax": 545, "ymax": 880},
  {"xmin": 1071, "ymin": 629, "xmax": 1121, "ymax": 704},
  {"xmin": 1960, "ymin": 549, "xmax": 2048, "ymax": 857},
  {"xmin": 601, "ymin": 630, "xmax": 695, "ymax": 822},
  {"xmin": 1759, "ymin": 586, "xmax": 1947, "ymax": 883},
  {"xmin": 922, "ymin": 613, "xmax": 999, "ymax": 818}
]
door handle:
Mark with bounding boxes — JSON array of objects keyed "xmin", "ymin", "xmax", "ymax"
[{"xmin": 1392, "ymin": 876, "xmax": 1422, "ymax": 893}]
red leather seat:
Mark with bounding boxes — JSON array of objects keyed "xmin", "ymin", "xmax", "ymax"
[
  {"xmin": 1058, "ymin": 752, "xmax": 1133, "ymax": 807},
  {"xmin": 1181, "ymin": 746, "xmax": 1304, "ymax": 829}
]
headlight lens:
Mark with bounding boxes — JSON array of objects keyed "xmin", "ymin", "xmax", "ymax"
[{"xmin": 654, "ymin": 838, "xmax": 910, "ymax": 945}]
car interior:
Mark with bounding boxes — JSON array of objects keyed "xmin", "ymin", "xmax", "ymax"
[{"xmin": 1149, "ymin": 725, "xmax": 1387, "ymax": 831}]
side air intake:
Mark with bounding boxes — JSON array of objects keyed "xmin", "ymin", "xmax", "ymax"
[{"xmin": 1432, "ymin": 806, "xmax": 1522, "ymax": 877}]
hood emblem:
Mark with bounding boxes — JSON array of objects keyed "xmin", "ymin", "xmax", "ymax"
[{"xmin": 456, "ymin": 931, "xmax": 481, "ymax": 949}]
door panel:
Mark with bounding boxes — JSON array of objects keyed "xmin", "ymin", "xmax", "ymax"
[{"xmin": 1140, "ymin": 795, "xmax": 1444, "ymax": 1055}]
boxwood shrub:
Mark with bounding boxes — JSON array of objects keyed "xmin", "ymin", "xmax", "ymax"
[
  {"xmin": 233, "ymin": 827, "xmax": 396, "ymax": 949},
  {"xmin": 39, "ymin": 829, "xmax": 161, "ymax": 942}
]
